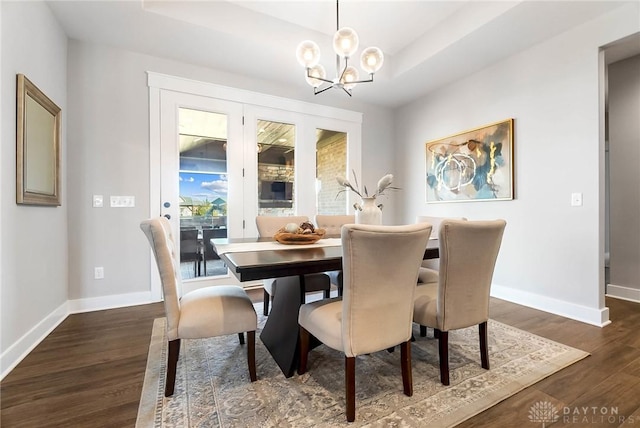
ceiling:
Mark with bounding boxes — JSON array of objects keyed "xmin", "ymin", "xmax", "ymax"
[{"xmin": 47, "ymin": 0, "xmax": 638, "ymax": 108}]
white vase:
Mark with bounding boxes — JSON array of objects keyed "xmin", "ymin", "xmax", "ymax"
[{"xmin": 356, "ymin": 197, "xmax": 382, "ymax": 225}]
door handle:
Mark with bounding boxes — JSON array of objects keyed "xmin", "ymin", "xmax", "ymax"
[{"xmin": 164, "ymin": 214, "xmax": 171, "ymax": 220}]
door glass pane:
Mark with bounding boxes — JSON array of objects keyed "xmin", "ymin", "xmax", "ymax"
[
  {"xmin": 316, "ymin": 129, "xmax": 347, "ymax": 215},
  {"xmin": 257, "ymin": 120, "xmax": 296, "ymax": 216},
  {"xmin": 178, "ymin": 108, "xmax": 228, "ymax": 279}
]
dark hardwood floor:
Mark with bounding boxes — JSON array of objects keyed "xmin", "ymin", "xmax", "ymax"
[{"xmin": 1, "ymin": 294, "xmax": 638, "ymax": 427}]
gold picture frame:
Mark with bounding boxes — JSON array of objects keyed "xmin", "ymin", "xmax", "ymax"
[
  {"xmin": 16, "ymin": 74, "xmax": 61, "ymax": 206},
  {"xmin": 425, "ymin": 118, "xmax": 514, "ymax": 203}
]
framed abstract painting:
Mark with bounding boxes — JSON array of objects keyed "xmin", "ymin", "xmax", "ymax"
[{"xmin": 425, "ymin": 118, "xmax": 514, "ymax": 203}]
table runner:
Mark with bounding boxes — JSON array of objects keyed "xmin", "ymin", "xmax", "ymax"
[{"xmin": 213, "ymin": 238, "xmax": 342, "ymax": 255}]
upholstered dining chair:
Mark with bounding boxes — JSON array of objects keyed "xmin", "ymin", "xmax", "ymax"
[
  {"xmin": 315, "ymin": 214, "xmax": 355, "ymax": 235},
  {"xmin": 415, "ymin": 215, "xmax": 467, "ymax": 272},
  {"xmin": 315, "ymin": 214, "xmax": 355, "ymax": 296},
  {"xmin": 179, "ymin": 228, "xmax": 202, "ymax": 277},
  {"xmin": 140, "ymin": 218, "xmax": 257, "ymax": 396},
  {"xmin": 201, "ymin": 227, "xmax": 226, "ymax": 276},
  {"xmin": 298, "ymin": 223, "xmax": 432, "ymax": 422},
  {"xmin": 255, "ymin": 215, "xmax": 332, "ymax": 315},
  {"xmin": 413, "ymin": 219, "xmax": 506, "ymax": 386}
]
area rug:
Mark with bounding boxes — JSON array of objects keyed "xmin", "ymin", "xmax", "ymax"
[{"xmin": 136, "ymin": 309, "xmax": 588, "ymax": 427}]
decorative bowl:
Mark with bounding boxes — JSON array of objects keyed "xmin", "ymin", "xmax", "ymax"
[{"xmin": 273, "ymin": 228, "xmax": 326, "ymax": 245}]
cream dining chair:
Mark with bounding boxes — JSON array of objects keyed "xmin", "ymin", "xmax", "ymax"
[
  {"xmin": 413, "ymin": 219, "xmax": 506, "ymax": 386},
  {"xmin": 415, "ymin": 215, "xmax": 467, "ymax": 273},
  {"xmin": 315, "ymin": 214, "xmax": 355, "ymax": 295},
  {"xmin": 256, "ymin": 215, "xmax": 332, "ymax": 315},
  {"xmin": 140, "ymin": 218, "xmax": 257, "ymax": 396},
  {"xmin": 298, "ymin": 223, "xmax": 432, "ymax": 422}
]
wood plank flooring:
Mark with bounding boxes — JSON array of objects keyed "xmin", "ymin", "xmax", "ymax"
[{"xmin": 1, "ymin": 295, "xmax": 638, "ymax": 427}]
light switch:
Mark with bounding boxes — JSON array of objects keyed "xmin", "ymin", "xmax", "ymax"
[
  {"xmin": 571, "ymin": 192, "xmax": 583, "ymax": 207},
  {"xmin": 110, "ymin": 196, "xmax": 135, "ymax": 207},
  {"xmin": 93, "ymin": 195, "xmax": 103, "ymax": 208}
]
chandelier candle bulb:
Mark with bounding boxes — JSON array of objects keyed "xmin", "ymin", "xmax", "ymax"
[
  {"xmin": 361, "ymin": 47, "xmax": 384, "ymax": 74},
  {"xmin": 306, "ymin": 64, "xmax": 326, "ymax": 88},
  {"xmin": 341, "ymin": 66, "xmax": 359, "ymax": 90},
  {"xmin": 296, "ymin": 40, "xmax": 320, "ymax": 67},
  {"xmin": 333, "ymin": 27, "xmax": 359, "ymax": 57}
]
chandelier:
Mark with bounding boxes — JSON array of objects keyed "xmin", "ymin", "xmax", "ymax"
[{"xmin": 295, "ymin": 0, "xmax": 384, "ymax": 96}]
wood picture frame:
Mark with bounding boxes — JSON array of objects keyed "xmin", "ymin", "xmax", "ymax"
[
  {"xmin": 16, "ymin": 74, "xmax": 61, "ymax": 206},
  {"xmin": 425, "ymin": 118, "xmax": 514, "ymax": 203}
]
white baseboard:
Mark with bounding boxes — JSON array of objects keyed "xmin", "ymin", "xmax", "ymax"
[
  {"xmin": 1, "ymin": 301, "xmax": 68, "ymax": 381},
  {"xmin": 491, "ymin": 284, "xmax": 611, "ymax": 327},
  {"xmin": 606, "ymin": 284, "xmax": 640, "ymax": 303},
  {"xmin": 68, "ymin": 291, "xmax": 156, "ymax": 314},
  {"xmin": 1, "ymin": 291, "xmax": 158, "ymax": 381}
]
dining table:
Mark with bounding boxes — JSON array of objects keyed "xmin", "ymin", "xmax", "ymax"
[{"xmin": 212, "ymin": 235, "xmax": 439, "ymax": 378}]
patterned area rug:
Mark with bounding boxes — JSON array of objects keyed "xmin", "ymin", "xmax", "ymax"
[{"xmin": 136, "ymin": 309, "xmax": 588, "ymax": 427}]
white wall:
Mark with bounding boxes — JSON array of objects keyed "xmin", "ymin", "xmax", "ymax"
[
  {"xmin": 608, "ymin": 54, "xmax": 640, "ymax": 300},
  {"xmin": 1, "ymin": 1, "xmax": 68, "ymax": 377},
  {"xmin": 394, "ymin": 3, "xmax": 640, "ymax": 326}
]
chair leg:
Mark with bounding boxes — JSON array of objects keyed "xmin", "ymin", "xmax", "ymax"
[
  {"xmin": 247, "ymin": 330, "xmax": 257, "ymax": 382},
  {"xmin": 263, "ymin": 289, "xmax": 270, "ymax": 316},
  {"xmin": 436, "ymin": 330, "xmax": 450, "ymax": 385},
  {"xmin": 345, "ymin": 356, "xmax": 356, "ymax": 422},
  {"xmin": 400, "ymin": 341, "xmax": 413, "ymax": 397},
  {"xmin": 479, "ymin": 321, "xmax": 490, "ymax": 370},
  {"xmin": 420, "ymin": 325, "xmax": 427, "ymax": 337},
  {"xmin": 165, "ymin": 339, "xmax": 181, "ymax": 397},
  {"xmin": 323, "ymin": 288, "xmax": 331, "ymax": 299},
  {"xmin": 238, "ymin": 332, "xmax": 245, "ymax": 345},
  {"xmin": 298, "ymin": 327, "xmax": 310, "ymax": 374}
]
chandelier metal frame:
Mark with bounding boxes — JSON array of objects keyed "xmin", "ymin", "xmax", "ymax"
[{"xmin": 296, "ymin": 0, "xmax": 384, "ymax": 97}]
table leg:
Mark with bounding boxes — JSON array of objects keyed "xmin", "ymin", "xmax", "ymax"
[{"xmin": 259, "ymin": 275, "xmax": 305, "ymax": 378}]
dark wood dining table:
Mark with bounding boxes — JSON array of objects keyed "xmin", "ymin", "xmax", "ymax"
[{"xmin": 213, "ymin": 236, "xmax": 439, "ymax": 378}]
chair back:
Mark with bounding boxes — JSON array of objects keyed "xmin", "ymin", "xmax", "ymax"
[
  {"xmin": 341, "ymin": 223, "xmax": 432, "ymax": 356},
  {"xmin": 255, "ymin": 215, "xmax": 308, "ymax": 237},
  {"xmin": 202, "ymin": 228, "xmax": 224, "ymax": 261},
  {"xmin": 315, "ymin": 214, "xmax": 355, "ymax": 235},
  {"xmin": 437, "ymin": 219, "xmax": 506, "ymax": 331},
  {"xmin": 179, "ymin": 228, "xmax": 200, "ymax": 257},
  {"xmin": 140, "ymin": 218, "xmax": 181, "ymax": 341},
  {"xmin": 416, "ymin": 215, "xmax": 467, "ymax": 239}
]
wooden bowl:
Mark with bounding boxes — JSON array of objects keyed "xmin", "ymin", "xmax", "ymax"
[{"xmin": 273, "ymin": 228, "xmax": 326, "ymax": 245}]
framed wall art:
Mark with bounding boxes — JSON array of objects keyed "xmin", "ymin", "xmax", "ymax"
[
  {"xmin": 425, "ymin": 118, "xmax": 514, "ymax": 203},
  {"xmin": 16, "ymin": 74, "xmax": 61, "ymax": 206}
]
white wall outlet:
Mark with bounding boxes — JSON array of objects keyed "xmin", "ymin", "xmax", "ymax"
[
  {"xmin": 92, "ymin": 195, "xmax": 103, "ymax": 208},
  {"xmin": 94, "ymin": 267, "xmax": 104, "ymax": 279},
  {"xmin": 571, "ymin": 192, "xmax": 583, "ymax": 207}
]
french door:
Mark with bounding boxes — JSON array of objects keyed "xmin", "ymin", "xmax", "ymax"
[
  {"xmin": 159, "ymin": 91, "xmax": 244, "ymax": 238},
  {"xmin": 149, "ymin": 73, "xmax": 362, "ymax": 296}
]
